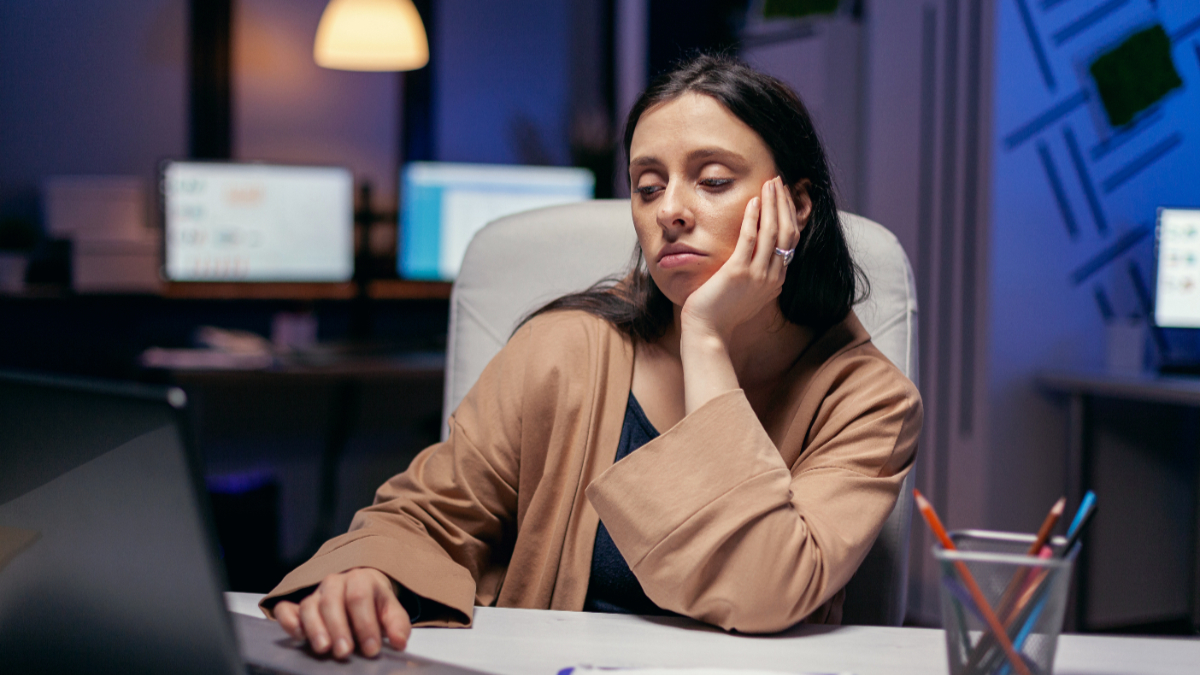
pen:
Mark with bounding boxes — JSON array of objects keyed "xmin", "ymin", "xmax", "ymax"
[{"xmin": 914, "ymin": 490, "xmax": 1032, "ymax": 675}]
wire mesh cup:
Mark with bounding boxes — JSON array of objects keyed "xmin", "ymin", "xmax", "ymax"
[{"xmin": 933, "ymin": 530, "xmax": 1075, "ymax": 675}]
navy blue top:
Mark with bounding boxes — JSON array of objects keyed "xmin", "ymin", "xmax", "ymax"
[{"xmin": 582, "ymin": 393, "xmax": 677, "ymax": 616}]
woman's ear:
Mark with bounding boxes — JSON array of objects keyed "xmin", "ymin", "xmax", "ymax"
[{"xmin": 790, "ymin": 179, "xmax": 814, "ymax": 229}]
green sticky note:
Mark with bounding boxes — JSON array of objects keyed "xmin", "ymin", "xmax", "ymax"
[{"xmin": 1089, "ymin": 24, "xmax": 1183, "ymax": 128}]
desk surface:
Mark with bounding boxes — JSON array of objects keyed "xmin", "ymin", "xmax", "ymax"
[
  {"xmin": 226, "ymin": 593, "xmax": 1199, "ymax": 675},
  {"xmin": 1038, "ymin": 368, "xmax": 1200, "ymax": 406}
]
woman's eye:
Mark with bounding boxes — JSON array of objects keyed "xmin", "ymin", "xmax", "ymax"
[
  {"xmin": 700, "ymin": 178, "xmax": 733, "ymax": 188},
  {"xmin": 636, "ymin": 185, "xmax": 663, "ymax": 197}
]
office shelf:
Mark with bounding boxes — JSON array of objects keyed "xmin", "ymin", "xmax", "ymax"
[
  {"xmin": 163, "ymin": 282, "xmax": 358, "ymax": 300},
  {"xmin": 367, "ymin": 279, "xmax": 452, "ymax": 300}
]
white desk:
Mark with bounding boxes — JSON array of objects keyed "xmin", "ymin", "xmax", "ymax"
[{"xmin": 226, "ymin": 593, "xmax": 1199, "ymax": 675}]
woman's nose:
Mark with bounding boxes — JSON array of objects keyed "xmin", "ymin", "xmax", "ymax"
[{"xmin": 656, "ymin": 183, "xmax": 693, "ymax": 234}]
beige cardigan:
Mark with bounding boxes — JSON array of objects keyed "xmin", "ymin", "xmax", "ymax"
[{"xmin": 262, "ymin": 309, "xmax": 922, "ymax": 633}]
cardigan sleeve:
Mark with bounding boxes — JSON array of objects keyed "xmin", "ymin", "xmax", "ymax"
[
  {"xmin": 259, "ymin": 319, "xmax": 536, "ymax": 627},
  {"xmin": 584, "ymin": 348, "xmax": 922, "ymax": 633}
]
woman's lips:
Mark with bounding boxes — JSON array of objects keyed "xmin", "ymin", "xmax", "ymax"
[
  {"xmin": 657, "ymin": 244, "xmax": 705, "ymax": 269},
  {"xmin": 658, "ymin": 251, "xmax": 704, "ymax": 269}
]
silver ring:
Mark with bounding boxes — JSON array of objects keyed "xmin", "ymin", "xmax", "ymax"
[{"xmin": 774, "ymin": 247, "xmax": 795, "ymax": 266}]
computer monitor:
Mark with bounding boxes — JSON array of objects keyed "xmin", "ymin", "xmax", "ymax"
[
  {"xmin": 399, "ymin": 162, "xmax": 594, "ymax": 281},
  {"xmin": 1153, "ymin": 207, "xmax": 1200, "ymax": 328},
  {"xmin": 161, "ymin": 161, "xmax": 354, "ymax": 282}
]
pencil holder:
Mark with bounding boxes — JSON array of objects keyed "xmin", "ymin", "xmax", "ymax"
[{"xmin": 934, "ymin": 530, "xmax": 1075, "ymax": 675}]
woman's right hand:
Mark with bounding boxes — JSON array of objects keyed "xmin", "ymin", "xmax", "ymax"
[
  {"xmin": 679, "ymin": 176, "xmax": 802, "ymax": 343},
  {"xmin": 273, "ymin": 567, "xmax": 412, "ymax": 659}
]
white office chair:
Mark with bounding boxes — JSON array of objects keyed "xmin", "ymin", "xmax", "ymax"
[{"xmin": 442, "ymin": 199, "xmax": 919, "ymax": 626}]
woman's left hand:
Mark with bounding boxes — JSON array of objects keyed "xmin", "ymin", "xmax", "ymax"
[{"xmin": 679, "ymin": 175, "xmax": 802, "ymax": 343}]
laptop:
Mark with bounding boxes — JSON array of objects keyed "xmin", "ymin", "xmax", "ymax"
[{"xmin": 0, "ymin": 370, "xmax": 489, "ymax": 675}]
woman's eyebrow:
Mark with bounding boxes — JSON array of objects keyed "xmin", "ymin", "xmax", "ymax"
[
  {"xmin": 630, "ymin": 148, "xmax": 747, "ymax": 168},
  {"xmin": 687, "ymin": 147, "xmax": 747, "ymax": 165}
]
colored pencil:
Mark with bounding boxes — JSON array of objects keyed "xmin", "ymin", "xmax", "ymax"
[
  {"xmin": 988, "ymin": 495, "xmax": 1096, "ymax": 673},
  {"xmin": 984, "ymin": 496, "xmax": 1098, "ymax": 672},
  {"xmin": 1011, "ymin": 549, "xmax": 1054, "ymax": 618},
  {"xmin": 1065, "ymin": 491, "xmax": 1096, "ymax": 539},
  {"xmin": 965, "ymin": 496, "xmax": 1065, "ymax": 673},
  {"xmin": 941, "ymin": 570, "xmax": 977, "ymax": 663},
  {"xmin": 1029, "ymin": 497, "xmax": 1066, "ymax": 554},
  {"xmin": 980, "ymin": 492, "xmax": 1097, "ymax": 674},
  {"xmin": 1011, "ymin": 491, "xmax": 1097, "ymax": 649},
  {"xmin": 999, "ymin": 591, "xmax": 1053, "ymax": 675},
  {"xmin": 942, "ymin": 575, "xmax": 988, "ymax": 624},
  {"xmin": 914, "ymin": 490, "xmax": 1032, "ymax": 675},
  {"xmin": 997, "ymin": 497, "xmax": 1065, "ymax": 619},
  {"xmin": 996, "ymin": 559, "xmax": 1061, "ymax": 675},
  {"xmin": 1061, "ymin": 498, "xmax": 1097, "ymax": 556}
]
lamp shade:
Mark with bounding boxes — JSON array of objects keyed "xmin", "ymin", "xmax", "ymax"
[{"xmin": 314, "ymin": 0, "xmax": 429, "ymax": 71}]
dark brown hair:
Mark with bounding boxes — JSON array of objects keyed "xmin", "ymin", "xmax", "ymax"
[{"xmin": 522, "ymin": 54, "xmax": 865, "ymax": 341}]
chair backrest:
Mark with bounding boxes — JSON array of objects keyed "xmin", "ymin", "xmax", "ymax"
[{"xmin": 443, "ymin": 199, "xmax": 918, "ymax": 626}]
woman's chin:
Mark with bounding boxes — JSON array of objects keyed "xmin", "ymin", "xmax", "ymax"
[{"xmin": 655, "ymin": 281, "xmax": 704, "ymax": 309}]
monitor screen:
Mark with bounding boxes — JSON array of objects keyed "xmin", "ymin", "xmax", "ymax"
[
  {"xmin": 1154, "ymin": 207, "xmax": 1200, "ymax": 328},
  {"xmin": 399, "ymin": 162, "xmax": 594, "ymax": 281},
  {"xmin": 162, "ymin": 161, "xmax": 354, "ymax": 282}
]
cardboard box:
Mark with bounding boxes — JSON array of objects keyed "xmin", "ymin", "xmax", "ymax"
[
  {"xmin": 44, "ymin": 176, "xmax": 147, "ymax": 241},
  {"xmin": 73, "ymin": 234, "xmax": 162, "ymax": 294}
]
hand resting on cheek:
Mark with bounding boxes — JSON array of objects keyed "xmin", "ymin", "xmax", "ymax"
[{"xmin": 679, "ymin": 175, "xmax": 808, "ymax": 344}]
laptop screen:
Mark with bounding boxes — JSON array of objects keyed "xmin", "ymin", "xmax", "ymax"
[
  {"xmin": 1154, "ymin": 207, "xmax": 1200, "ymax": 328},
  {"xmin": 399, "ymin": 162, "xmax": 594, "ymax": 281},
  {"xmin": 161, "ymin": 161, "xmax": 354, "ymax": 282},
  {"xmin": 0, "ymin": 372, "xmax": 243, "ymax": 675},
  {"xmin": 0, "ymin": 371, "xmax": 498, "ymax": 675}
]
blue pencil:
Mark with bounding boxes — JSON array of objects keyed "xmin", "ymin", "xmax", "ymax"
[{"xmin": 1066, "ymin": 491, "xmax": 1096, "ymax": 539}]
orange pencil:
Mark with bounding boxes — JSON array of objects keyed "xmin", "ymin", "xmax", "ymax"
[{"xmin": 914, "ymin": 489, "xmax": 1032, "ymax": 675}]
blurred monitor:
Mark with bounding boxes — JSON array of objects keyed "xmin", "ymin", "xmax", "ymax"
[
  {"xmin": 161, "ymin": 161, "xmax": 354, "ymax": 282},
  {"xmin": 399, "ymin": 162, "xmax": 594, "ymax": 281},
  {"xmin": 1154, "ymin": 207, "xmax": 1200, "ymax": 328}
]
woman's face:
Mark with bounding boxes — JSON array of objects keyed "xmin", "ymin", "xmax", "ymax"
[{"xmin": 628, "ymin": 92, "xmax": 785, "ymax": 307}]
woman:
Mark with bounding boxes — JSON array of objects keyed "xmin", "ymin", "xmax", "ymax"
[{"xmin": 264, "ymin": 55, "xmax": 922, "ymax": 659}]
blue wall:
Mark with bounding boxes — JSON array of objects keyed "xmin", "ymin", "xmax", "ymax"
[
  {"xmin": 0, "ymin": 1, "xmax": 188, "ymax": 221},
  {"xmin": 433, "ymin": 0, "xmax": 573, "ymax": 166},
  {"xmin": 988, "ymin": 0, "xmax": 1200, "ymax": 623}
]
